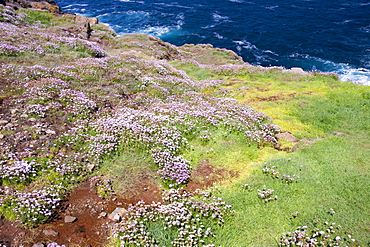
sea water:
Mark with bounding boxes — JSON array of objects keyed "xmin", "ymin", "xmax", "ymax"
[{"xmin": 57, "ymin": 0, "xmax": 370, "ymax": 85}]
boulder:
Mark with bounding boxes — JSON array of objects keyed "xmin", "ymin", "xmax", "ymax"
[
  {"xmin": 275, "ymin": 132, "xmax": 300, "ymax": 143},
  {"xmin": 62, "ymin": 15, "xmax": 98, "ymax": 39},
  {"xmin": 108, "ymin": 208, "xmax": 127, "ymax": 222}
]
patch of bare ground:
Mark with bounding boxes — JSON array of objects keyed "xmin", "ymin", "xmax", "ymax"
[
  {"xmin": 4, "ymin": 161, "xmax": 236, "ymax": 246},
  {"xmin": 0, "ymin": 219, "xmax": 27, "ymax": 247},
  {"xmin": 186, "ymin": 160, "xmax": 239, "ymax": 191}
]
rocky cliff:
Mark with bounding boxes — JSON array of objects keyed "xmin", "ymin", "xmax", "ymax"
[
  {"xmin": 2, "ymin": 0, "xmax": 99, "ymax": 38},
  {"xmin": 3, "ymin": 0, "xmax": 60, "ymax": 13}
]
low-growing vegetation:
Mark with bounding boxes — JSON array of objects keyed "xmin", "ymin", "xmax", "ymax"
[{"xmin": 0, "ymin": 5, "xmax": 369, "ymax": 247}]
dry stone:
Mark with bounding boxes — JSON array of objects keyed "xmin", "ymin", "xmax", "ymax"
[
  {"xmin": 64, "ymin": 215, "xmax": 77, "ymax": 223},
  {"xmin": 43, "ymin": 229, "xmax": 59, "ymax": 236},
  {"xmin": 32, "ymin": 243, "xmax": 45, "ymax": 247},
  {"xmin": 108, "ymin": 208, "xmax": 127, "ymax": 222},
  {"xmin": 275, "ymin": 132, "xmax": 300, "ymax": 143},
  {"xmin": 98, "ymin": 212, "xmax": 107, "ymax": 218}
]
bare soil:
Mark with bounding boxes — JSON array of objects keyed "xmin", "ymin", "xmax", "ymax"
[{"xmin": 0, "ymin": 160, "xmax": 233, "ymax": 246}]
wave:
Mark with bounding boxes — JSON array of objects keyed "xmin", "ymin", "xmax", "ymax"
[
  {"xmin": 213, "ymin": 32, "xmax": 225, "ymax": 39},
  {"xmin": 63, "ymin": 4, "xmax": 88, "ymax": 8},
  {"xmin": 212, "ymin": 13, "xmax": 230, "ymax": 22},
  {"xmin": 129, "ymin": 25, "xmax": 182, "ymax": 37},
  {"xmin": 233, "ymin": 40, "xmax": 279, "ymax": 64},
  {"xmin": 337, "ymin": 68, "xmax": 370, "ymax": 86},
  {"xmin": 289, "ymin": 53, "xmax": 370, "ymax": 85}
]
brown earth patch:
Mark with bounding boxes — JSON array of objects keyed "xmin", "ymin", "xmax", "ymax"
[
  {"xmin": 5, "ymin": 178, "xmax": 162, "ymax": 247},
  {"xmin": 3, "ymin": 161, "xmax": 235, "ymax": 246},
  {"xmin": 186, "ymin": 160, "xmax": 239, "ymax": 191},
  {"xmin": 0, "ymin": 219, "xmax": 27, "ymax": 247}
]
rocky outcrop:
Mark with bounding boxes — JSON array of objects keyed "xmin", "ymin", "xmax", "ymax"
[
  {"xmin": 4, "ymin": 0, "xmax": 61, "ymax": 13},
  {"xmin": 3, "ymin": 0, "xmax": 99, "ymax": 39},
  {"xmin": 66, "ymin": 15, "xmax": 99, "ymax": 39}
]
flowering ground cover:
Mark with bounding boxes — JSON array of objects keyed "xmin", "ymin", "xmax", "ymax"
[{"xmin": 0, "ymin": 5, "xmax": 369, "ymax": 247}]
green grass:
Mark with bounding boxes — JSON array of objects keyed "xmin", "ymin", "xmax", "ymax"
[
  {"xmin": 97, "ymin": 149, "xmax": 159, "ymax": 197},
  {"xmin": 211, "ymin": 136, "xmax": 370, "ymax": 246},
  {"xmin": 184, "ymin": 130, "xmax": 267, "ymax": 175},
  {"xmin": 193, "ymin": 69, "xmax": 370, "ymax": 246},
  {"xmin": 169, "ymin": 61, "xmax": 215, "ymax": 80}
]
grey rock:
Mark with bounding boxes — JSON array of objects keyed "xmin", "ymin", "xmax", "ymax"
[
  {"xmin": 29, "ymin": 118, "xmax": 37, "ymax": 122},
  {"xmin": 0, "ymin": 120, "xmax": 9, "ymax": 125},
  {"xmin": 45, "ymin": 129, "xmax": 56, "ymax": 135},
  {"xmin": 64, "ymin": 215, "xmax": 77, "ymax": 223},
  {"xmin": 32, "ymin": 243, "xmax": 45, "ymax": 247},
  {"xmin": 108, "ymin": 208, "xmax": 127, "ymax": 222},
  {"xmin": 43, "ymin": 229, "xmax": 59, "ymax": 236},
  {"xmin": 99, "ymin": 212, "xmax": 107, "ymax": 218},
  {"xmin": 4, "ymin": 123, "xmax": 14, "ymax": 128}
]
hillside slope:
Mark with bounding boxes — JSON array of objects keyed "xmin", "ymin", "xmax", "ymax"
[{"xmin": 0, "ymin": 6, "xmax": 369, "ymax": 247}]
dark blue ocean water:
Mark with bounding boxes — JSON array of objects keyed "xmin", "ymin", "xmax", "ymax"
[{"xmin": 57, "ymin": 0, "xmax": 370, "ymax": 85}]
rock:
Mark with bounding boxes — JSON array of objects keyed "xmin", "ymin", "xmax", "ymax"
[
  {"xmin": 64, "ymin": 215, "xmax": 77, "ymax": 223},
  {"xmin": 275, "ymin": 132, "xmax": 300, "ymax": 143},
  {"xmin": 98, "ymin": 212, "xmax": 107, "ymax": 218},
  {"xmin": 45, "ymin": 129, "xmax": 56, "ymax": 135},
  {"xmin": 4, "ymin": 123, "xmax": 14, "ymax": 128},
  {"xmin": 20, "ymin": 114, "xmax": 28, "ymax": 118},
  {"xmin": 74, "ymin": 15, "xmax": 98, "ymax": 26},
  {"xmin": 39, "ymin": 135, "xmax": 48, "ymax": 140},
  {"xmin": 108, "ymin": 208, "xmax": 127, "ymax": 222},
  {"xmin": 87, "ymin": 163, "xmax": 95, "ymax": 172},
  {"xmin": 290, "ymin": 67, "xmax": 305, "ymax": 74},
  {"xmin": 29, "ymin": 118, "xmax": 37, "ymax": 122},
  {"xmin": 32, "ymin": 243, "xmax": 45, "ymax": 247},
  {"xmin": 30, "ymin": 1, "xmax": 60, "ymax": 13},
  {"xmin": 4, "ymin": 0, "xmax": 61, "ymax": 13},
  {"xmin": 43, "ymin": 229, "xmax": 59, "ymax": 236},
  {"xmin": 0, "ymin": 119, "xmax": 8, "ymax": 125},
  {"xmin": 10, "ymin": 109, "xmax": 17, "ymax": 115},
  {"xmin": 63, "ymin": 15, "xmax": 98, "ymax": 39},
  {"xmin": 0, "ymin": 134, "xmax": 4, "ymax": 139}
]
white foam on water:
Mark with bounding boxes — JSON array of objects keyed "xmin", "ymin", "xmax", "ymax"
[
  {"xmin": 212, "ymin": 13, "xmax": 230, "ymax": 22},
  {"xmin": 337, "ymin": 68, "xmax": 370, "ymax": 86},
  {"xmin": 229, "ymin": 0, "xmax": 244, "ymax": 3},
  {"xmin": 135, "ymin": 25, "xmax": 182, "ymax": 37},
  {"xmin": 289, "ymin": 53, "xmax": 370, "ymax": 86},
  {"xmin": 214, "ymin": 32, "xmax": 225, "ymax": 39},
  {"xmin": 233, "ymin": 40, "xmax": 279, "ymax": 63}
]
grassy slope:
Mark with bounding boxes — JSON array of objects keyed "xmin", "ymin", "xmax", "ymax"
[
  {"xmin": 0, "ymin": 7, "xmax": 369, "ymax": 246},
  {"xmin": 200, "ymin": 71, "xmax": 370, "ymax": 245}
]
